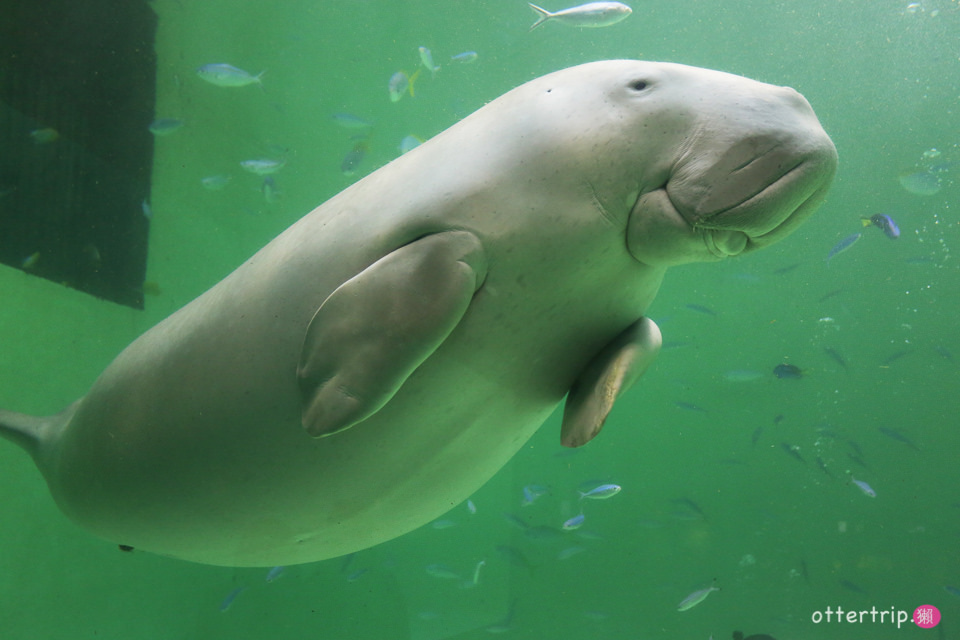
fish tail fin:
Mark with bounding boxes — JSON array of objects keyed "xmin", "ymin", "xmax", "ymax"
[
  {"xmin": 408, "ymin": 68, "xmax": 422, "ymax": 97},
  {"xmin": 859, "ymin": 217, "xmax": 872, "ymax": 228},
  {"xmin": 0, "ymin": 402, "xmax": 76, "ymax": 461},
  {"xmin": 528, "ymin": 3, "xmax": 552, "ymax": 31}
]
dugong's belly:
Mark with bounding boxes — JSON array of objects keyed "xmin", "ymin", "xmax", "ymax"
[{"xmin": 50, "ymin": 343, "xmax": 554, "ymax": 566}]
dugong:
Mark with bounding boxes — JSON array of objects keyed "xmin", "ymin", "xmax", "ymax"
[{"xmin": 0, "ymin": 61, "xmax": 837, "ymax": 567}]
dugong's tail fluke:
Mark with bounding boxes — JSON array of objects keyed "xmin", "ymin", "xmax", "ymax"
[{"xmin": 0, "ymin": 403, "xmax": 75, "ymax": 460}]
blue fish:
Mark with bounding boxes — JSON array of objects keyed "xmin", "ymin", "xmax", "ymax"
[
  {"xmin": 521, "ymin": 483, "xmax": 548, "ymax": 506},
  {"xmin": 265, "ymin": 565, "xmax": 285, "ymax": 582},
  {"xmin": 562, "ymin": 514, "xmax": 585, "ymax": 530},
  {"xmin": 861, "ymin": 214, "xmax": 900, "ymax": 239},
  {"xmin": 218, "ymin": 586, "xmax": 246, "ymax": 612},
  {"xmin": 826, "ymin": 232, "xmax": 861, "ymax": 262}
]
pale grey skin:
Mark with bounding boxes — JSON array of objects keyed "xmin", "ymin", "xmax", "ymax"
[{"xmin": 0, "ymin": 60, "xmax": 837, "ymax": 567}]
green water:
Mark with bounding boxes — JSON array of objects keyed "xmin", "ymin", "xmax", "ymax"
[{"xmin": 1, "ymin": 0, "xmax": 958, "ymax": 638}]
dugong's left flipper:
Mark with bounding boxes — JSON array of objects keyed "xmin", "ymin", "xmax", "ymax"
[
  {"xmin": 560, "ymin": 317, "xmax": 662, "ymax": 448},
  {"xmin": 298, "ymin": 231, "xmax": 488, "ymax": 438}
]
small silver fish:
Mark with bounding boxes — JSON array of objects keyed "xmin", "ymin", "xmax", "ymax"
[
  {"xmin": 677, "ymin": 583, "xmax": 720, "ymax": 611},
  {"xmin": 851, "ymin": 477, "xmax": 876, "ymax": 498},
  {"xmin": 149, "ymin": 118, "xmax": 184, "ymax": 135},
  {"xmin": 332, "ymin": 113, "xmax": 374, "ymax": 129},
  {"xmin": 579, "ymin": 483, "xmax": 621, "ymax": 500},
  {"xmin": 562, "ymin": 514, "xmax": 585, "ymax": 530},
  {"xmin": 826, "ymin": 232, "xmax": 861, "ymax": 262},
  {"xmin": 558, "ymin": 546, "xmax": 586, "ymax": 560},
  {"xmin": 528, "ymin": 2, "xmax": 632, "ymax": 31},
  {"xmin": 201, "ymin": 174, "xmax": 232, "ymax": 191},
  {"xmin": 425, "ymin": 564, "xmax": 461, "ymax": 580},
  {"xmin": 240, "ymin": 158, "xmax": 286, "ymax": 175},
  {"xmin": 196, "ymin": 63, "xmax": 264, "ymax": 88},
  {"xmin": 261, "ymin": 177, "xmax": 282, "ymax": 204},
  {"xmin": 450, "ymin": 51, "xmax": 478, "ymax": 64}
]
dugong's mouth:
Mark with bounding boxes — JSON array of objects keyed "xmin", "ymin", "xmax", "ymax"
[{"xmin": 667, "ymin": 136, "xmax": 837, "ymax": 258}]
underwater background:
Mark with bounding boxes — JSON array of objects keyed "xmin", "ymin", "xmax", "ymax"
[{"xmin": 0, "ymin": 0, "xmax": 958, "ymax": 638}]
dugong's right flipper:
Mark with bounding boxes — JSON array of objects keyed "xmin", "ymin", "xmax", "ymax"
[
  {"xmin": 560, "ymin": 316, "xmax": 662, "ymax": 448},
  {"xmin": 298, "ymin": 231, "xmax": 488, "ymax": 438}
]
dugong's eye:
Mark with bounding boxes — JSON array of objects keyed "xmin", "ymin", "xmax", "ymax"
[{"xmin": 629, "ymin": 80, "xmax": 649, "ymax": 92}]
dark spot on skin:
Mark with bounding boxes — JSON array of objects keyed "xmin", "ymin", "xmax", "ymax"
[
  {"xmin": 630, "ymin": 80, "xmax": 648, "ymax": 91},
  {"xmin": 118, "ymin": 544, "xmax": 134, "ymax": 552},
  {"xmin": 546, "ymin": 88, "xmax": 552, "ymax": 93}
]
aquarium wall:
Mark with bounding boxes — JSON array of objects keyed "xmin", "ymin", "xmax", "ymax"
[{"xmin": 0, "ymin": 1, "xmax": 958, "ymax": 639}]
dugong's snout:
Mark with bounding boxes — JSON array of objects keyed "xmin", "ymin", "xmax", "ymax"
[
  {"xmin": 670, "ymin": 86, "xmax": 838, "ymax": 257},
  {"xmin": 627, "ymin": 80, "xmax": 837, "ymax": 266}
]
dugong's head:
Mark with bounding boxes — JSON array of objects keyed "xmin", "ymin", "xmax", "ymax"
[{"xmin": 529, "ymin": 60, "xmax": 838, "ymax": 266}]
